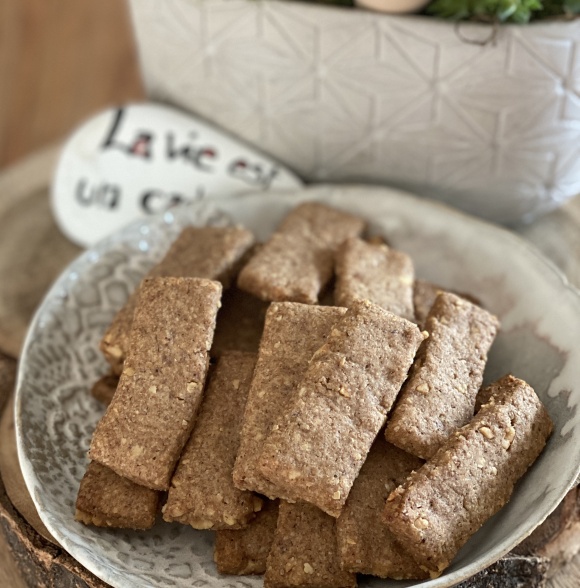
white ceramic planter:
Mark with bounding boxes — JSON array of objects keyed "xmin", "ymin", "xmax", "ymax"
[{"xmin": 129, "ymin": 0, "xmax": 580, "ymax": 224}]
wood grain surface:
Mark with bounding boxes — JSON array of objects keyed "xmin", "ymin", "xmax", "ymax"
[
  {"xmin": 0, "ymin": 0, "xmax": 143, "ymax": 169},
  {"xmin": 0, "ymin": 545, "xmax": 25, "ymax": 588}
]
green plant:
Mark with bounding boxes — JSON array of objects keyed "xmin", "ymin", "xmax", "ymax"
[
  {"xmin": 427, "ymin": 0, "xmax": 540, "ymax": 22},
  {"xmin": 537, "ymin": 0, "xmax": 580, "ymax": 17},
  {"xmin": 426, "ymin": 0, "xmax": 580, "ymax": 21},
  {"xmin": 296, "ymin": 0, "xmax": 579, "ymax": 22}
]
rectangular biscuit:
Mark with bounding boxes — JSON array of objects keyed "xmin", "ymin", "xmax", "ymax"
[
  {"xmin": 163, "ymin": 352, "xmax": 262, "ymax": 530},
  {"xmin": 211, "ymin": 287, "xmax": 269, "ymax": 357},
  {"xmin": 264, "ymin": 501, "xmax": 357, "ymax": 588},
  {"xmin": 336, "ymin": 436, "xmax": 427, "ymax": 580},
  {"xmin": 233, "ymin": 302, "xmax": 347, "ymax": 498},
  {"xmin": 100, "ymin": 302, "xmax": 134, "ymax": 376},
  {"xmin": 385, "ymin": 291, "xmax": 499, "ymax": 460},
  {"xmin": 90, "ymin": 374, "xmax": 119, "ymax": 406},
  {"xmin": 89, "ymin": 277, "xmax": 222, "ymax": 490},
  {"xmin": 148, "ymin": 226, "xmax": 255, "ymax": 284},
  {"xmin": 214, "ymin": 499, "xmax": 279, "ymax": 575},
  {"xmin": 75, "ymin": 462, "xmax": 159, "ymax": 530},
  {"xmin": 412, "ymin": 279, "xmax": 444, "ymax": 329},
  {"xmin": 334, "ymin": 238, "xmax": 414, "ymax": 320},
  {"xmin": 413, "ymin": 280, "xmax": 481, "ymax": 329},
  {"xmin": 101, "ymin": 226, "xmax": 254, "ymax": 374},
  {"xmin": 237, "ymin": 203, "xmax": 365, "ymax": 304},
  {"xmin": 475, "ymin": 384, "xmax": 496, "ymax": 413},
  {"xmin": 383, "ymin": 375, "xmax": 553, "ymax": 578},
  {"xmin": 258, "ymin": 300, "xmax": 424, "ymax": 517}
]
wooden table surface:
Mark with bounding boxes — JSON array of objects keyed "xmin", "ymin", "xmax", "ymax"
[{"xmin": 0, "ymin": 0, "xmax": 142, "ymax": 584}]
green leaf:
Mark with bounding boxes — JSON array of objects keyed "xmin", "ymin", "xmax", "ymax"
[
  {"xmin": 564, "ymin": 0, "xmax": 580, "ymax": 13},
  {"xmin": 427, "ymin": 0, "xmax": 545, "ymax": 22}
]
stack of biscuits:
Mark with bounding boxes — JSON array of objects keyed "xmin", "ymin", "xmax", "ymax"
[{"xmin": 77, "ymin": 203, "xmax": 553, "ymax": 584}]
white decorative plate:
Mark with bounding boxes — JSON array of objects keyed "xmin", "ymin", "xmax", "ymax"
[{"xmin": 15, "ymin": 185, "xmax": 580, "ymax": 588}]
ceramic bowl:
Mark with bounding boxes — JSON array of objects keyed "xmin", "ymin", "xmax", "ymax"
[{"xmin": 15, "ymin": 185, "xmax": 580, "ymax": 588}]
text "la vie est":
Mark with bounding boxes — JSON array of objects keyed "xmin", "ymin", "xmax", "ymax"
[{"xmin": 75, "ymin": 107, "xmax": 280, "ymax": 213}]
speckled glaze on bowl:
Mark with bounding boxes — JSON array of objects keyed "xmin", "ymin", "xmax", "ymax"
[{"xmin": 15, "ymin": 185, "xmax": 580, "ymax": 588}]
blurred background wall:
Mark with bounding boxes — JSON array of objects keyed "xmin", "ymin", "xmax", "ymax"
[{"xmin": 0, "ymin": 0, "xmax": 144, "ymax": 169}]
